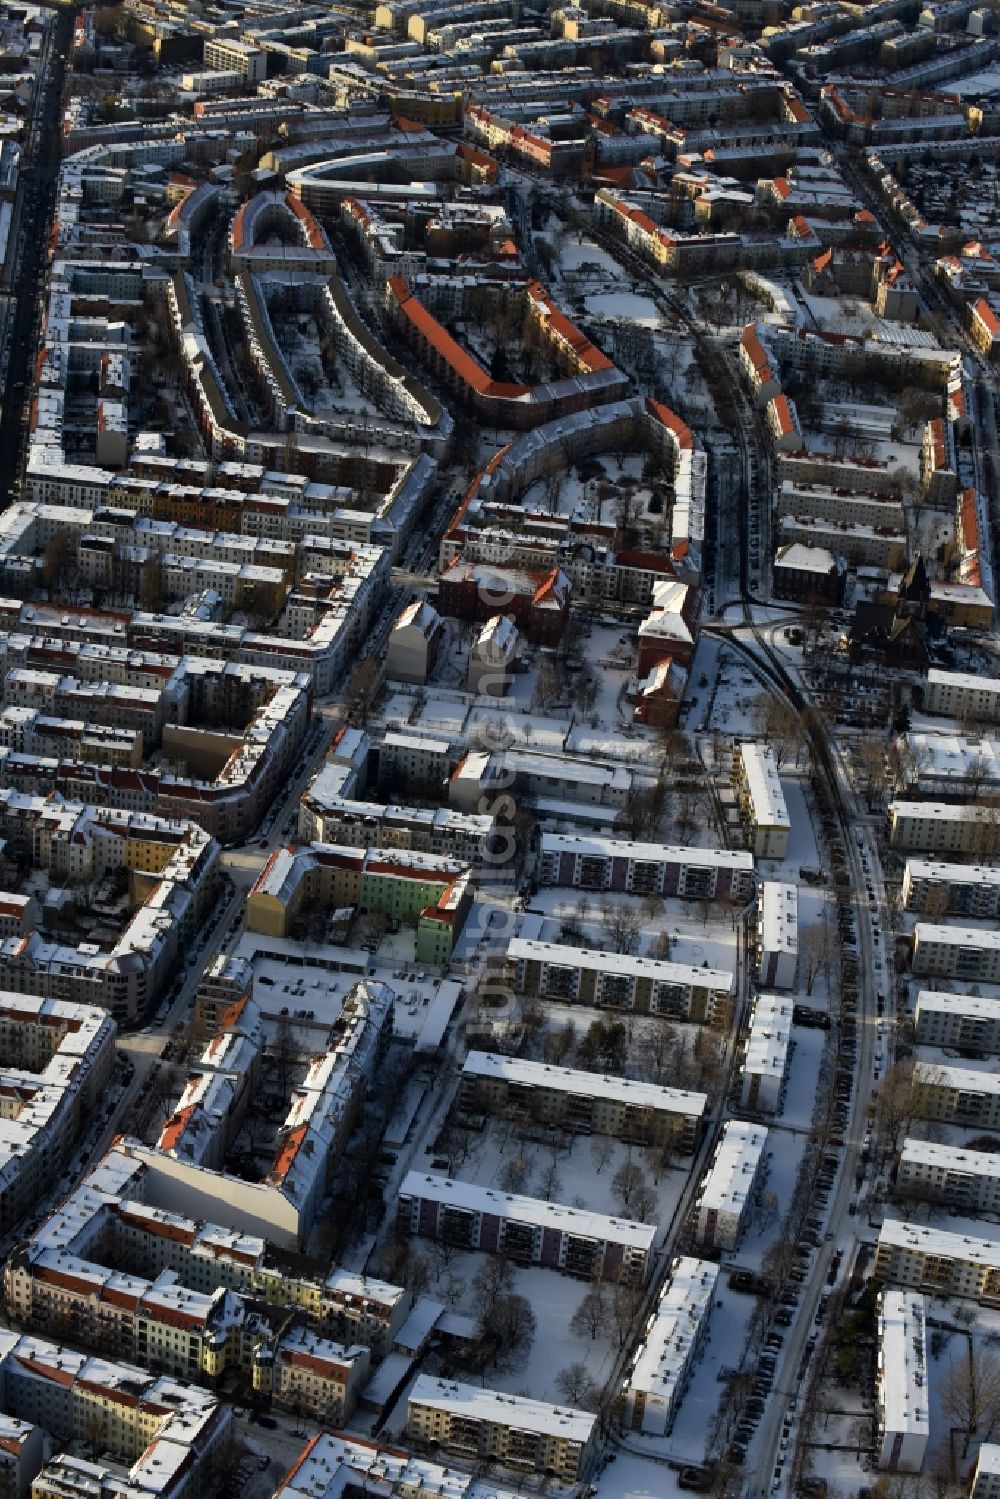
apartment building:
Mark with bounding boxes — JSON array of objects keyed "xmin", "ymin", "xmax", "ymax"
[
  {"xmin": 267, "ymin": 1326, "xmax": 370, "ymax": 1425},
  {"xmin": 386, "ymin": 600, "xmax": 444, "ymax": 684},
  {"xmin": 903, "ymin": 858, "xmax": 1000, "ymax": 918},
  {"xmin": 874, "ymin": 1218, "xmax": 1000, "ymax": 1300},
  {"xmin": 268, "ymin": 1432, "xmax": 521, "ymax": 1499},
  {"xmin": 897, "ymin": 1138, "xmax": 1000, "ymax": 1213},
  {"xmin": 910, "ymin": 1060, "xmax": 1000, "ymax": 1127},
  {"xmin": 0, "ymin": 1331, "xmax": 231, "ymax": 1499},
  {"xmin": 620, "ymin": 1256, "xmax": 718, "ymax": 1437},
  {"xmin": 247, "ymin": 842, "xmax": 472, "ymax": 964},
  {"xmin": 379, "ymin": 731, "xmax": 453, "ymax": 790},
  {"xmin": 922, "ymin": 666, "xmax": 1000, "ymax": 723},
  {"xmin": 0, "ymin": 994, "xmax": 116, "ymax": 1235},
  {"xmin": 887, "ymin": 800, "xmax": 1000, "ymax": 856},
  {"xmin": 876, "ymin": 1290, "xmax": 928, "ymax": 1473},
  {"xmin": 538, "ymin": 833, "xmax": 754, "ymax": 902},
  {"xmin": 459, "ymin": 1052, "xmax": 706, "ymax": 1152},
  {"xmin": 740, "ymin": 994, "xmax": 792, "ymax": 1115},
  {"xmin": 912, "ymin": 923, "xmax": 1000, "ymax": 982},
  {"xmin": 203, "ymin": 35, "xmax": 266, "ymax": 80},
  {"xmin": 756, "ymin": 881, "xmax": 798, "ymax": 989},
  {"xmin": 732, "ymin": 742, "xmax": 791, "ymax": 858},
  {"xmin": 397, "ymin": 1172, "xmax": 655, "ymax": 1285},
  {"xmin": 406, "ymin": 1377, "xmax": 598, "ymax": 1481},
  {"xmin": 693, "ymin": 1121, "xmax": 767, "ymax": 1252},
  {"xmin": 914, "ymin": 989, "xmax": 1000, "ymax": 1053},
  {"xmin": 507, "ymin": 938, "xmax": 735, "ymax": 1022},
  {"xmin": 972, "ymin": 1444, "xmax": 1000, "ymax": 1499}
]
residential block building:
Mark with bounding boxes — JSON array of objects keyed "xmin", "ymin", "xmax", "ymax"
[
  {"xmin": 914, "ymin": 989, "xmax": 1000, "ymax": 1053},
  {"xmin": 406, "ymin": 1377, "xmax": 598, "ymax": 1481},
  {"xmin": 910, "ymin": 1060, "xmax": 1000, "ymax": 1127},
  {"xmin": 620, "ymin": 1256, "xmax": 718, "ymax": 1437},
  {"xmin": 912, "ymin": 923, "xmax": 1000, "ymax": 982},
  {"xmin": 538, "ymin": 833, "xmax": 754, "ymax": 902},
  {"xmin": 397, "ymin": 1171, "xmax": 656, "ymax": 1284},
  {"xmin": 692, "ymin": 1121, "xmax": 767, "ymax": 1252},
  {"xmin": 756, "ymin": 881, "xmax": 798, "ymax": 989},
  {"xmin": 876, "ymin": 1290, "xmax": 928, "ymax": 1473},
  {"xmin": 506, "ymin": 938, "xmax": 735, "ymax": 1021},
  {"xmin": 459, "ymin": 1051, "xmax": 705, "ymax": 1152},
  {"xmin": 732, "ymin": 742, "xmax": 791, "ymax": 858},
  {"xmin": 740, "ymin": 994, "xmax": 792, "ymax": 1114}
]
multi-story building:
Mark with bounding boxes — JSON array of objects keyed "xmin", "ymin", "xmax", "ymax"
[
  {"xmin": 914, "ymin": 989, "xmax": 1000, "ymax": 1053},
  {"xmin": 732, "ymin": 743, "xmax": 791, "ymax": 858},
  {"xmin": 203, "ymin": 35, "xmax": 266, "ymax": 80},
  {"xmin": 459, "ymin": 1052, "xmax": 705, "ymax": 1152},
  {"xmin": 385, "ymin": 600, "xmax": 445, "ymax": 685},
  {"xmin": 876, "ymin": 1290, "xmax": 928, "ymax": 1473},
  {"xmin": 910, "ymin": 1060, "xmax": 1000, "ymax": 1127},
  {"xmin": 0, "ymin": 1332, "xmax": 232, "ymax": 1499},
  {"xmin": 740, "ymin": 994, "xmax": 792, "ymax": 1115},
  {"xmin": 620, "ymin": 1256, "xmax": 718, "ymax": 1436},
  {"xmin": 912, "ymin": 923, "xmax": 1000, "ymax": 981},
  {"xmin": 397, "ymin": 1171, "xmax": 655, "ymax": 1285},
  {"xmin": 0, "ymin": 994, "xmax": 116, "ymax": 1235},
  {"xmin": 692, "ymin": 1121, "xmax": 767, "ymax": 1252},
  {"xmin": 406, "ymin": 1377, "xmax": 599, "ymax": 1481},
  {"xmin": 265, "ymin": 1432, "xmax": 521, "ymax": 1499},
  {"xmin": 888, "ymin": 799, "xmax": 1000, "ymax": 856},
  {"xmin": 506, "ymin": 938, "xmax": 735, "ymax": 1021},
  {"xmin": 903, "ymin": 858, "xmax": 1000, "ymax": 918},
  {"xmin": 874, "ymin": 1218, "xmax": 1000, "ymax": 1301},
  {"xmin": 247, "ymin": 842, "xmax": 473, "ymax": 964},
  {"xmin": 756, "ymin": 881, "xmax": 798, "ymax": 989},
  {"xmin": 922, "ymin": 666, "xmax": 1000, "ymax": 723},
  {"xmin": 897, "ymin": 1138, "xmax": 1000, "ymax": 1213},
  {"xmin": 538, "ymin": 833, "xmax": 754, "ymax": 902},
  {"xmin": 972, "ymin": 1443, "xmax": 1000, "ymax": 1499},
  {"xmin": 266, "ymin": 1327, "xmax": 370, "ymax": 1425}
]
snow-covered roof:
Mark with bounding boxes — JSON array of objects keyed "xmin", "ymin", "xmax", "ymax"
[
  {"xmin": 737, "ymin": 742, "xmax": 791, "ymax": 833},
  {"xmin": 399, "ymin": 1171, "xmax": 657, "ymax": 1250},
  {"xmin": 507, "ymin": 937, "xmax": 735, "ymax": 992},
  {"xmin": 878, "ymin": 1290, "xmax": 928, "ymax": 1444},
  {"xmin": 463, "ymin": 1051, "xmax": 706, "ymax": 1118},
  {"xmin": 758, "ymin": 881, "xmax": 798, "ymax": 954},
  {"xmin": 408, "ymin": 1376, "xmax": 598, "ymax": 1442},
  {"xmin": 697, "ymin": 1121, "xmax": 767, "ymax": 1217},
  {"xmin": 626, "ymin": 1255, "xmax": 717, "ymax": 1405},
  {"xmin": 915, "ymin": 989, "xmax": 1000, "ymax": 1019}
]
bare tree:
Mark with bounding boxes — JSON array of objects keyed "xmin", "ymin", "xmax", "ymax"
[
  {"xmin": 598, "ymin": 898, "xmax": 641, "ymax": 955},
  {"xmin": 941, "ymin": 1343, "xmax": 1000, "ymax": 1458},
  {"xmin": 499, "ymin": 1152, "xmax": 533, "ymax": 1194},
  {"xmin": 570, "ymin": 1285, "xmax": 611, "ymax": 1342},
  {"xmin": 611, "ymin": 1159, "xmax": 651, "ymax": 1217},
  {"xmin": 590, "ymin": 1136, "xmax": 613, "ymax": 1174},
  {"xmin": 798, "ymin": 915, "xmax": 833, "ymax": 997},
  {"xmin": 554, "ymin": 1361, "xmax": 599, "ymax": 1406}
]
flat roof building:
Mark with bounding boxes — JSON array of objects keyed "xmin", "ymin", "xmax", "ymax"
[
  {"xmin": 914, "ymin": 989, "xmax": 1000, "ymax": 1054},
  {"xmin": 876, "ymin": 1289, "xmax": 928, "ymax": 1473},
  {"xmin": 756, "ymin": 881, "xmax": 798, "ymax": 989},
  {"xmin": 693, "ymin": 1120, "xmax": 767, "ymax": 1252},
  {"xmin": 406, "ymin": 1376, "xmax": 599, "ymax": 1481},
  {"xmin": 460, "ymin": 1051, "xmax": 705, "ymax": 1151},
  {"xmin": 740, "ymin": 993, "xmax": 792, "ymax": 1115},
  {"xmin": 912, "ymin": 923, "xmax": 1000, "ymax": 982},
  {"xmin": 507, "ymin": 937, "xmax": 735, "ymax": 1022},
  {"xmin": 733, "ymin": 742, "xmax": 791, "ymax": 858},
  {"xmin": 397, "ymin": 1171, "xmax": 656, "ymax": 1285},
  {"xmin": 621, "ymin": 1255, "xmax": 718, "ymax": 1436}
]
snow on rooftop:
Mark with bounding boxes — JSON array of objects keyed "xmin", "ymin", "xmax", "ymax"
[
  {"xmin": 399, "ymin": 1171, "xmax": 657, "ymax": 1250},
  {"xmin": 462, "ymin": 1051, "xmax": 707, "ymax": 1117},
  {"xmin": 408, "ymin": 1375, "xmax": 598, "ymax": 1442}
]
